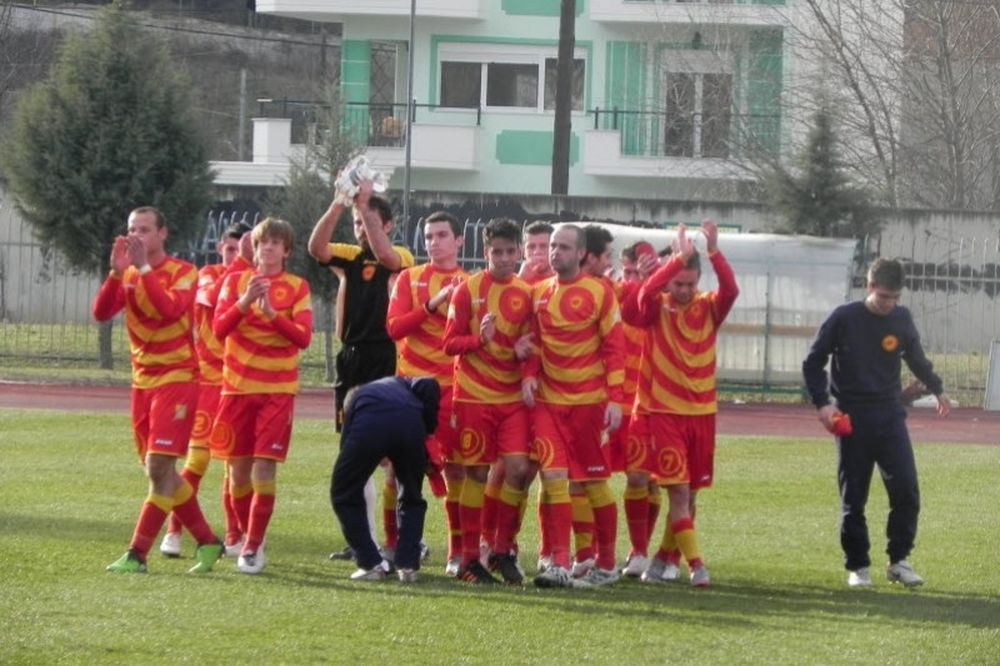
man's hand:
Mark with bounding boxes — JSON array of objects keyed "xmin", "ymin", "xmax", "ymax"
[
  {"xmin": 604, "ymin": 402, "xmax": 623, "ymax": 433},
  {"xmin": 110, "ymin": 236, "xmax": 130, "ymax": 274},
  {"xmin": 514, "ymin": 333, "xmax": 535, "ymax": 361},
  {"xmin": 479, "ymin": 312, "xmax": 497, "ymax": 344},
  {"xmin": 238, "ymin": 275, "xmax": 270, "ymax": 313},
  {"xmin": 817, "ymin": 404, "xmax": 838, "ymax": 434},
  {"xmin": 428, "ymin": 281, "xmax": 458, "ymax": 313},
  {"xmin": 521, "ymin": 377, "xmax": 538, "ymax": 408},
  {"xmin": 354, "ymin": 179, "xmax": 374, "ymax": 208},
  {"xmin": 935, "ymin": 393, "xmax": 952, "ymax": 417},
  {"xmin": 125, "ymin": 235, "xmax": 147, "ymax": 268},
  {"xmin": 701, "ymin": 219, "xmax": 719, "ymax": 254},
  {"xmin": 637, "ymin": 252, "xmax": 658, "ymax": 280},
  {"xmin": 672, "ymin": 224, "xmax": 695, "ymax": 263}
]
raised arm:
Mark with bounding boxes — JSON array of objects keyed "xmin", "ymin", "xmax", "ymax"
[
  {"xmin": 308, "ymin": 200, "xmax": 346, "ymax": 264},
  {"xmin": 355, "ymin": 181, "xmax": 403, "ymax": 271}
]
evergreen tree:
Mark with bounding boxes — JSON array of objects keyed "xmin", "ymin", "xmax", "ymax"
[
  {"xmin": 0, "ymin": 1, "xmax": 213, "ymax": 368},
  {"xmin": 767, "ymin": 106, "xmax": 879, "ymax": 238}
]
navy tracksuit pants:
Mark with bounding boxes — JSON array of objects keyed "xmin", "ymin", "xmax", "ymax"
[
  {"xmin": 837, "ymin": 404, "xmax": 920, "ymax": 570},
  {"xmin": 331, "ymin": 403, "xmax": 428, "ymax": 570}
]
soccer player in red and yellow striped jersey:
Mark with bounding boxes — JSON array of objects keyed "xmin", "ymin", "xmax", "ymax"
[
  {"xmin": 628, "ymin": 221, "xmax": 738, "ymax": 587},
  {"xmin": 212, "ymin": 217, "xmax": 313, "ymax": 575},
  {"xmin": 524, "ymin": 224, "xmax": 626, "ymax": 589},
  {"xmin": 615, "ymin": 242, "xmax": 664, "ymax": 577},
  {"xmin": 94, "ymin": 206, "xmax": 223, "ymax": 574},
  {"xmin": 442, "ymin": 218, "xmax": 533, "ymax": 584},
  {"xmin": 482, "ymin": 221, "xmax": 554, "ymax": 569},
  {"xmin": 161, "ymin": 222, "xmax": 251, "ymax": 558},
  {"xmin": 387, "ymin": 211, "xmax": 468, "ymax": 573}
]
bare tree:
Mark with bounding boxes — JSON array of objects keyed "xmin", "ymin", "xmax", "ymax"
[{"xmin": 786, "ymin": 0, "xmax": 1000, "ymax": 210}]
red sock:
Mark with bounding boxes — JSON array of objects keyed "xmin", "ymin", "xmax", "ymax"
[
  {"xmin": 586, "ymin": 483, "xmax": 618, "ymax": 571},
  {"xmin": 382, "ymin": 481, "xmax": 399, "ymax": 549},
  {"xmin": 458, "ymin": 477, "xmax": 485, "ymax": 567},
  {"xmin": 129, "ymin": 493, "xmax": 172, "ymax": 559},
  {"xmin": 536, "ymin": 484, "xmax": 550, "ymax": 558},
  {"xmin": 571, "ymin": 491, "xmax": 594, "ymax": 563},
  {"xmin": 480, "ymin": 483, "xmax": 501, "ymax": 552},
  {"xmin": 245, "ymin": 480, "xmax": 276, "ymax": 553},
  {"xmin": 231, "ymin": 481, "xmax": 253, "ymax": 535},
  {"xmin": 623, "ymin": 485, "xmax": 650, "ymax": 557},
  {"xmin": 222, "ymin": 474, "xmax": 242, "ymax": 544},
  {"xmin": 646, "ymin": 492, "xmax": 662, "ymax": 543},
  {"xmin": 171, "ymin": 479, "xmax": 216, "ymax": 545},
  {"xmin": 494, "ymin": 483, "xmax": 526, "ymax": 554},
  {"xmin": 167, "ymin": 466, "xmax": 205, "ymax": 534},
  {"xmin": 542, "ymin": 479, "xmax": 572, "ymax": 568},
  {"xmin": 445, "ymin": 477, "xmax": 463, "ymax": 559}
]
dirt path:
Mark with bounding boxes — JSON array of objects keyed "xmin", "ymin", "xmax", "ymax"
[{"xmin": 3, "ymin": 381, "xmax": 997, "ymax": 445}]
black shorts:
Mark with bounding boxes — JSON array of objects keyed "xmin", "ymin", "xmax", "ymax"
[{"xmin": 333, "ymin": 342, "xmax": 397, "ymax": 432}]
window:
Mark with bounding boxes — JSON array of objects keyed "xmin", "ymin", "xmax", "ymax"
[
  {"xmin": 662, "ymin": 51, "xmax": 733, "ymax": 158},
  {"xmin": 441, "ymin": 62, "xmax": 481, "ymax": 108},
  {"xmin": 439, "ymin": 44, "xmax": 586, "ymax": 112},
  {"xmin": 486, "ymin": 63, "xmax": 538, "ymax": 107}
]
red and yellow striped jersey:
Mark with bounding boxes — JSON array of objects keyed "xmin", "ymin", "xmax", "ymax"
[
  {"xmin": 614, "ymin": 281, "xmax": 645, "ymax": 405},
  {"xmin": 387, "ymin": 263, "xmax": 467, "ymax": 386},
  {"xmin": 194, "ymin": 263, "xmax": 227, "ymax": 384},
  {"xmin": 632, "ymin": 252, "xmax": 739, "ymax": 415},
  {"xmin": 92, "ymin": 256, "xmax": 199, "ymax": 389},
  {"xmin": 525, "ymin": 273, "xmax": 625, "ymax": 405},
  {"xmin": 443, "ymin": 271, "xmax": 533, "ymax": 404},
  {"xmin": 213, "ymin": 269, "xmax": 313, "ymax": 395}
]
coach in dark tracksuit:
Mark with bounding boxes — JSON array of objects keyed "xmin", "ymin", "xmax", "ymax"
[
  {"xmin": 803, "ymin": 258, "xmax": 951, "ymax": 588},
  {"xmin": 332, "ymin": 377, "xmax": 440, "ymax": 575}
]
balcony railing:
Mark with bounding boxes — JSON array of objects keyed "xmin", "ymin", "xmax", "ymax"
[
  {"xmin": 255, "ymin": 98, "xmax": 482, "ymax": 149},
  {"xmin": 589, "ymin": 106, "xmax": 780, "ymax": 159}
]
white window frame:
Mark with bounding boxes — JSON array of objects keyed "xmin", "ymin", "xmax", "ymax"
[{"xmin": 438, "ymin": 42, "xmax": 587, "ymax": 113}]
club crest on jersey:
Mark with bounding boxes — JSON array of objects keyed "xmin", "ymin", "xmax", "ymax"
[
  {"xmin": 881, "ymin": 334, "xmax": 899, "ymax": 352},
  {"xmin": 362, "ymin": 264, "xmax": 376, "ymax": 281},
  {"xmin": 173, "ymin": 404, "xmax": 188, "ymax": 421},
  {"xmin": 271, "ymin": 285, "xmax": 292, "ymax": 308}
]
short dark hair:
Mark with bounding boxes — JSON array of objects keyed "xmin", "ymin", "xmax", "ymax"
[
  {"xmin": 582, "ymin": 225, "xmax": 613, "ymax": 265},
  {"xmin": 366, "ymin": 195, "xmax": 394, "ymax": 225},
  {"xmin": 524, "ymin": 221, "xmax": 554, "ymax": 238},
  {"xmin": 130, "ymin": 206, "xmax": 166, "ymax": 229},
  {"xmin": 868, "ymin": 258, "xmax": 905, "ymax": 290},
  {"xmin": 483, "ymin": 217, "xmax": 521, "ymax": 245},
  {"xmin": 620, "ymin": 243, "xmax": 639, "ymax": 263},
  {"xmin": 225, "ymin": 221, "xmax": 253, "ymax": 240},
  {"xmin": 425, "ymin": 211, "xmax": 463, "ymax": 237}
]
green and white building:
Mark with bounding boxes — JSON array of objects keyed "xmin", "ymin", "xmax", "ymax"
[{"xmin": 217, "ymin": 1, "xmax": 790, "ymax": 200}]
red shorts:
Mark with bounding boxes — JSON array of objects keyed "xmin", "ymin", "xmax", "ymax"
[
  {"xmin": 130, "ymin": 381, "xmax": 199, "ymax": 460},
  {"xmin": 190, "ymin": 383, "xmax": 221, "ymax": 450},
  {"xmin": 530, "ymin": 402, "xmax": 610, "ymax": 481},
  {"xmin": 210, "ymin": 393, "xmax": 295, "ymax": 462},
  {"xmin": 427, "ymin": 387, "xmax": 458, "ymax": 467},
  {"xmin": 634, "ymin": 412, "xmax": 716, "ymax": 490},
  {"xmin": 607, "ymin": 409, "xmax": 636, "ymax": 473},
  {"xmin": 452, "ymin": 401, "xmax": 530, "ymax": 466}
]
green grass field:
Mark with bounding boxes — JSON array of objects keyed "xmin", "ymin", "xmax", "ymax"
[{"xmin": 2, "ymin": 410, "xmax": 997, "ymax": 664}]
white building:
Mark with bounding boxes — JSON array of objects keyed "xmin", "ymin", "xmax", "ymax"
[{"xmin": 215, "ymin": 0, "xmax": 795, "ymax": 199}]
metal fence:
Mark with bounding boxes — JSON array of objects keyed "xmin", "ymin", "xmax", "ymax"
[{"xmin": 2, "ymin": 213, "xmax": 997, "ymax": 406}]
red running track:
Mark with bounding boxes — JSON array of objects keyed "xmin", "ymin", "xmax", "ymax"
[{"xmin": 3, "ymin": 381, "xmax": 998, "ymax": 445}]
